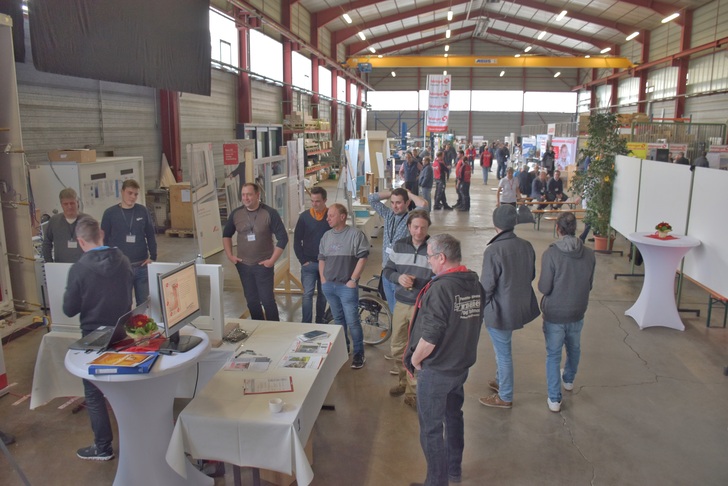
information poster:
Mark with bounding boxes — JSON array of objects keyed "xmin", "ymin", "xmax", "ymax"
[
  {"xmin": 627, "ymin": 142, "xmax": 647, "ymax": 159},
  {"xmin": 187, "ymin": 143, "xmax": 223, "ymax": 258},
  {"xmin": 522, "ymin": 137, "xmax": 537, "ymax": 160},
  {"xmin": 537, "ymin": 134, "xmax": 550, "ymax": 156},
  {"xmin": 426, "ymin": 75, "xmax": 451, "ymax": 133},
  {"xmin": 551, "ymin": 137, "xmax": 578, "ymax": 171}
]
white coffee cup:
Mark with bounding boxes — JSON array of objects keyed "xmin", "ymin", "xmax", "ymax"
[{"xmin": 269, "ymin": 398, "xmax": 284, "ymax": 413}]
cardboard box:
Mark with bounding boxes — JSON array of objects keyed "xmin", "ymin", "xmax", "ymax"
[
  {"xmin": 169, "ymin": 183, "xmax": 194, "ymax": 230},
  {"xmin": 48, "ymin": 149, "xmax": 97, "ymax": 163}
]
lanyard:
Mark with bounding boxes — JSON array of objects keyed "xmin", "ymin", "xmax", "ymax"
[
  {"xmin": 67, "ymin": 218, "xmax": 77, "ymax": 240},
  {"xmin": 245, "ymin": 207, "xmax": 259, "ymax": 234},
  {"xmin": 388, "ymin": 213, "xmax": 407, "ymax": 244},
  {"xmin": 119, "ymin": 205, "xmax": 136, "ymax": 234}
]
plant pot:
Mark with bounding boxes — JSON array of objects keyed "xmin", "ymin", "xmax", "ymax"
[
  {"xmin": 594, "ymin": 235, "xmax": 615, "ymax": 251},
  {"xmin": 657, "ymin": 230, "xmax": 671, "ymax": 239}
]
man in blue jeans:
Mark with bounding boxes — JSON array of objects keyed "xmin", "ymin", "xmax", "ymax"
[
  {"xmin": 293, "ymin": 187, "xmax": 330, "ymax": 323},
  {"xmin": 538, "ymin": 212, "xmax": 595, "ymax": 412},
  {"xmin": 404, "ymin": 234, "xmax": 484, "ymax": 485},
  {"xmin": 223, "ymin": 183, "xmax": 288, "ymax": 321},
  {"xmin": 64, "ymin": 215, "xmax": 133, "ymax": 460},
  {"xmin": 479, "ymin": 205, "xmax": 540, "ymax": 409},
  {"xmin": 319, "ymin": 204, "xmax": 369, "ymax": 368}
]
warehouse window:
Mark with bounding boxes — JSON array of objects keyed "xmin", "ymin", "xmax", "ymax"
[
  {"xmin": 210, "ymin": 9, "xmax": 239, "ymax": 68},
  {"xmin": 337, "ymin": 76, "xmax": 347, "ymax": 102},
  {"xmin": 292, "ymin": 52, "xmax": 312, "ymax": 91},
  {"xmin": 368, "ymin": 91, "xmax": 419, "ymax": 111},
  {"xmin": 523, "ymin": 92, "xmax": 577, "ymax": 113},
  {"xmin": 250, "ymin": 30, "xmax": 283, "ymax": 82},
  {"xmin": 471, "ymin": 91, "xmax": 524, "ymax": 111},
  {"xmin": 577, "ymin": 91, "xmax": 591, "ymax": 113},
  {"xmin": 318, "ymin": 66, "xmax": 332, "ymax": 98}
]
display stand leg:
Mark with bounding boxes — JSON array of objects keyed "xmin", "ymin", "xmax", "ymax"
[{"xmin": 614, "ymin": 244, "xmax": 644, "ymax": 280}]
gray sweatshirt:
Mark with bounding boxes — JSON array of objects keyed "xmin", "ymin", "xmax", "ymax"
[{"xmin": 538, "ymin": 235, "xmax": 596, "ymax": 323}]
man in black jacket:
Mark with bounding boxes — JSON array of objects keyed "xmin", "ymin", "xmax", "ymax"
[
  {"xmin": 63, "ymin": 215, "xmax": 133, "ymax": 461},
  {"xmin": 405, "ymin": 233, "xmax": 485, "ymax": 486}
]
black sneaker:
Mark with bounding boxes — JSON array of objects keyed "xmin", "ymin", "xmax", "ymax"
[
  {"xmin": 351, "ymin": 353, "xmax": 366, "ymax": 369},
  {"xmin": 77, "ymin": 445, "xmax": 114, "ymax": 461}
]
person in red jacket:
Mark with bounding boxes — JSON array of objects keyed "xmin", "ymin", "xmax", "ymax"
[
  {"xmin": 480, "ymin": 143, "xmax": 493, "ymax": 185},
  {"xmin": 454, "ymin": 151, "xmax": 472, "ymax": 211},
  {"xmin": 465, "ymin": 144, "xmax": 477, "ymax": 171},
  {"xmin": 432, "ymin": 151, "xmax": 453, "ymax": 210}
]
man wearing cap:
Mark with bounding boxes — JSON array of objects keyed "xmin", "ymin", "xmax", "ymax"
[{"xmin": 479, "ymin": 205, "xmax": 540, "ymax": 409}]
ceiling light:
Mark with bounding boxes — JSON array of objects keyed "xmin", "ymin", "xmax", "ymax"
[
  {"xmin": 626, "ymin": 32, "xmax": 639, "ymax": 41},
  {"xmin": 445, "ymin": 45, "xmax": 450, "ymax": 52},
  {"xmin": 443, "ymin": 71, "xmax": 448, "ymax": 76},
  {"xmin": 662, "ymin": 13, "xmax": 680, "ymax": 23},
  {"xmin": 554, "ymin": 72, "xmax": 561, "ymax": 78},
  {"xmin": 391, "ymin": 71, "xmax": 396, "ymax": 77},
  {"xmin": 447, "ymin": 10, "xmax": 453, "ymax": 21},
  {"xmin": 342, "ymin": 13, "xmax": 352, "ymax": 24},
  {"xmin": 538, "ymin": 31, "xmax": 546, "ymax": 40},
  {"xmin": 368, "ymin": 47, "xmax": 376, "ymax": 54},
  {"xmin": 444, "ymin": 53, "xmax": 449, "ymax": 58},
  {"xmin": 556, "ymin": 10, "xmax": 567, "ymax": 21},
  {"xmin": 524, "ymin": 46, "xmax": 532, "ymax": 52},
  {"xmin": 378, "ymin": 54, "xmax": 383, "ymax": 58},
  {"xmin": 446, "ymin": 29, "xmax": 451, "ymax": 39},
  {"xmin": 515, "ymin": 54, "xmax": 521, "ymax": 58},
  {"xmin": 500, "ymin": 71, "xmax": 505, "ymax": 77},
  {"xmin": 585, "ymin": 55, "xmax": 591, "ymax": 58},
  {"xmin": 600, "ymin": 47, "xmax": 611, "ymax": 54},
  {"xmin": 358, "ymin": 32, "xmax": 366, "ymax": 41}
]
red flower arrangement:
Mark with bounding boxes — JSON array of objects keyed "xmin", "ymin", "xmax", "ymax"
[
  {"xmin": 125, "ymin": 314, "xmax": 159, "ymax": 339},
  {"xmin": 655, "ymin": 222, "xmax": 672, "ymax": 232}
]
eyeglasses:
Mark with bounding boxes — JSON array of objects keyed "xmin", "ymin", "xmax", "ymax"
[{"xmin": 426, "ymin": 252, "xmax": 442, "ymax": 261}]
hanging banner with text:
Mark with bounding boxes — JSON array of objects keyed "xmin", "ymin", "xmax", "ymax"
[{"xmin": 426, "ymin": 75, "xmax": 451, "ymax": 133}]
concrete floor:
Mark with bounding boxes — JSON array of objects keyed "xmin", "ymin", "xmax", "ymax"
[{"xmin": 1, "ymin": 177, "xmax": 727, "ymax": 485}]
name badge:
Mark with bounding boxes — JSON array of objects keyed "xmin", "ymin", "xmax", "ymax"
[
  {"xmin": 247, "ymin": 234, "xmax": 256, "ymax": 242},
  {"xmin": 67, "ymin": 240, "xmax": 78, "ymax": 249},
  {"xmin": 126, "ymin": 235, "xmax": 136, "ymax": 243},
  {"xmin": 385, "ymin": 247, "xmax": 393, "ymax": 255}
]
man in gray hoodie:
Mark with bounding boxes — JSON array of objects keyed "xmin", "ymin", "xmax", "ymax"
[{"xmin": 538, "ymin": 212, "xmax": 596, "ymax": 412}]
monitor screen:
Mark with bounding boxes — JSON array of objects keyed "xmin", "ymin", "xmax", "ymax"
[{"xmin": 158, "ymin": 261, "xmax": 201, "ymax": 339}]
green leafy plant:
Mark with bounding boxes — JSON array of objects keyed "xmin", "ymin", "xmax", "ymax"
[{"xmin": 570, "ymin": 112, "xmax": 629, "ymax": 237}]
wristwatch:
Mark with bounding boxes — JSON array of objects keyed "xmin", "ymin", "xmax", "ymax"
[{"xmin": 349, "ymin": 277, "xmax": 360, "ymax": 283}]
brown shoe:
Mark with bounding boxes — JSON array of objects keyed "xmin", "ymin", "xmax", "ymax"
[
  {"xmin": 389, "ymin": 384, "xmax": 406, "ymax": 397},
  {"xmin": 479, "ymin": 393, "xmax": 512, "ymax": 409},
  {"xmin": 488, "ymin": 380, "xmax": 499, "ymax": 393},
  {"xmin": 404, "ymin": 395, "xmax": 417, "ymax": 410}
]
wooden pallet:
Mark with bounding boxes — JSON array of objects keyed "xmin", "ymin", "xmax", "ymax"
[{"xmin": 165, "ymin": 228, "xmax": 194, "ymax": 238}]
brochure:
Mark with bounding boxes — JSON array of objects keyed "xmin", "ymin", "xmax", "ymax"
[
  {"xmin": 88, "ymin": 352, "xmax": 154, "ymax": 367},
  {"xmin": 279, "ymin": 354, "xmax": 324, "ymax": 370},
  {"xmin": 243, "ymin": 377, "xmax": 294, "ymax": 395},
  {"xmin": 289, "ymin": 341, "xmax": 332, "ymax": 355},
  {"xmin": 223, "ymin": 356, "xmax": 271, "ymax": 372}
]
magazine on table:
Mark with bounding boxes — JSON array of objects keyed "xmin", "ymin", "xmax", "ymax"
[
  {"xmin": 278, "ymin": 354, "xmax": 324, "ymax": 370},
  {"xmin": 223, "ymin": 355, "xmax": 271, "ymax": 372},
  {"xmin": 288, "ymin": 340, "xmax": 332, "ymax": 355},
  {"xmin": 243, "ymin": 376, "xmax": 294, "ymax": 394}
]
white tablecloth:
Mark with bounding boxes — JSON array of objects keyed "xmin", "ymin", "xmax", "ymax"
[
  {"xmin": 65, "ymin": 328, "xmax": 213, "ymax": 486},
  {"xmin": 626, "ymin": 232, "xmax": 700, "ymax": 331},
  {"xmin": 165, "ymin": 321, "xmax": 347, "ymax": 486}
]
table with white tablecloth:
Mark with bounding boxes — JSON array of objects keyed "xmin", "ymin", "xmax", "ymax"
[
  {"xmin": 626, "ymin": 232, "xmax": 700, "ymax": 331},
  {"xmin": 165, "ymin": 321, "xmax": 347, "ymax": 486}
]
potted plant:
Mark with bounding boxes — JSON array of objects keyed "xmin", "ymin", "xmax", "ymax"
[{"xmin": 570, "ymin": 112, "xmax": 629, "ymax": 251}]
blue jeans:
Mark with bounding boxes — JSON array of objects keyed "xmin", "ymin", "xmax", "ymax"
[
  {"xmin": 487, "ymin": 327, "xmax": 514, "ymax": 402},
  {"xmin": 322, "ymin": 282, "xmax": 363, "ymax": 355},
  {"xmin": 417, "ymin": 368, "xmax": 468, "ymax": 486},
  {"xmin": 235, "ymin": 262, "xmax": 279, "ymax": 321},
  {"xmin": 481, "ymin": 166, "xmax": 490, "ymax": 184},
  {"xmin": 543, "ymin": 320, "xmax": 584, "ymax": 402},
  {"xmin": 381, "ymin": 275, "xmax": 396, "ymax": 313},
  {"xmin": 81, "ymin": 329, "xmax": 113, "ymax": 453},
  {"xmin": 132, "ymin": 264, "xmax": 149, "ymax": 306},
  {"xmin": 420, "ymin": 186, "xmax": 432, "ymax": 210},
  {"xmin": 300, "ymin": 262, "xmax": 327, "ymax": 323}
]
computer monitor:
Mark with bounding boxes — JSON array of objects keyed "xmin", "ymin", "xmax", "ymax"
[{"xmin": 158, "ymin": 260, "xmax": 202, "ymax": 353}]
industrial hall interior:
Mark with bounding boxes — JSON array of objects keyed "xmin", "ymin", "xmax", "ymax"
[{"xmin": 1, "ymin": 0, "xmax": 728, "ymax": 485}]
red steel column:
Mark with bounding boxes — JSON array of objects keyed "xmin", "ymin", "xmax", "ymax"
[
  {"xmin": 160, "ymin": 90, "xmax": 181, "ymax": 182},
  {"xmin": 283, "ymin": 40, "xmax": 293, "ymax": 118},
  {"xmin": 236, "ymin": 11, "xmax": 252, "ymax": 125},
  {"xmin": 638, "ymin": 31, "xmax": 650, "ymax": 114},
  {"xmin": 610, "ymin": 45, "xmax": 620, "ymax": 113},
  {"xmin": 311, "ymin": 56, "xmax": 320, "ymax": 118},
  {"xmin": 356, "ymin": 85, "xmax": 363, "ymax": 138},
  {"xmin": 345, "ymin": 78, "xmax": 352, "ymax": 139},
  {"xmin": 675, "ymin": 10, "xmax": 692, "ymax": 118},
  {"xmin": 331, "ymin": 73, "xmax": 339, "ymax": 139}
]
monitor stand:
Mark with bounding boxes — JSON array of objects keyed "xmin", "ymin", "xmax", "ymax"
[{"xmin": 159, "ymin": 332, "xmax": 203, "ymax": 353}]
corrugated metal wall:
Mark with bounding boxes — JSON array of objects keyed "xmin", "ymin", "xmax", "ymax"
[
  {"xmin": 692, "ymin": 0, "xmax": 728, "ymax": 47},
  {"xmin": 247, "ymin": 0, "xmax": 281, "ymax": 23},
  {"xmin": 15, "ymin": 19, "xmax": 161, "ymax": 189},
  {"xmin": 649, "ymin": 23, "xmax": 681, "ymax": 60},
  {"xmin": 290, "ymin": 3, "xmax": 311, "ymax": 44},
  {"xmin": 179, "ymin": 69, "xmax": 237, "ymax": 184},
  {"xmin": 319, "ymin": 28, "xmax": 331, "ymax": 57},
  {"xmin": 686, "ymin": 93, "xmax": 728, "ymax": 123},
  {"xmin": 649, "ymin": 99, "xmax": 676, "ymax": 119},
  {"xmin": 251, "ymin": 79, "xmax": 283, "ymax": 124}
]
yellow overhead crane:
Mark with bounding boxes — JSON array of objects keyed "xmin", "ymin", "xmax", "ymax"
[{"xmin": 345, "ymin": 55, "xmax": 634, "ymax": 70}]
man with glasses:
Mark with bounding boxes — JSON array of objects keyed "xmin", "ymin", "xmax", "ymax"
[{"xmin": 405, "ymin": 233, "xmax": 485, "ymax": 485}]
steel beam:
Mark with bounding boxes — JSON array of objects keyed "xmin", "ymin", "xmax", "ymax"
[
  {"xmin": 500, "ymin": 0, "xmax": 633, "ymax": 35},
  {"xmin": 492, "ymin": 16, "xmax": 610, "ymax": 51},
  {"xmin": 346, "ymin": 55, "xmax": 633, "ymax": 69}
]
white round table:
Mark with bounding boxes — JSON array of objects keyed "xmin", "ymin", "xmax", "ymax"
[
  {"xmin": 626, "ymin": 232, "xmax": 700, "ymax": 331},
  {"xmin": 65, "ymin": 329, "xmax": 213, "ymax": 486}
]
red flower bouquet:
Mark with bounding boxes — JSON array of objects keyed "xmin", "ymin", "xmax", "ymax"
[{"xmin": 125, "ymin": 314, "xmax": 159, "ymax": 341}]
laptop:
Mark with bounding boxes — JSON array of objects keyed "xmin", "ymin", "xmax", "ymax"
[{"xmin": 68, "ymin": 299, "xmax": 151, "ymax": 352}]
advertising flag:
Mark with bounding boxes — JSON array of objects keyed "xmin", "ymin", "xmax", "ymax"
[{"xmin": 426, "ymin": 75, "xmax": 451, "ymax": 133}]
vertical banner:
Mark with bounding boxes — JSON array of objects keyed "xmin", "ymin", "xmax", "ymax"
[
  {"xmin": 187, "ymin": 143, "xmax": 223, "ymax": 258},
  {"xmin": 426, "ymin": 75, "xmax": 451, "ymax": 133},
  {"xmin": 551, "ymin": 137, "xmax": 578, "ymax": 171}
]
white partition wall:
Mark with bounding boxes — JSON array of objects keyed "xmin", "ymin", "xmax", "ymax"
[
  {"xmin": 610, "ymin": 155, "xmax": 643, "ymax": 237},
  {"xmin": 682, "ymin": 167, "xmax": 728, "ymax": 299},
  {"xmin": 635, "ymin": 160, "xmax": 692, "ymax": 234}
]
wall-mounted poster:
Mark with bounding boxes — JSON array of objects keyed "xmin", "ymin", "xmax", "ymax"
[
  {"xmin": 187, "ymin": 143, "xmax": 223, "ymax": 258},
  {"xmin": 627, "ymin": 142, "xmax": 647, "ymax": 159},
  {"xmin": 522, "ymin": 137, "xmax": 537, "ymax": 160},
  {"xmin": 536, "ymin": 134, "xmax": 550, "ymax": 156},
  {"xmin": 551, "ymin": 137, "xmax": 578, "ymax": 171}
]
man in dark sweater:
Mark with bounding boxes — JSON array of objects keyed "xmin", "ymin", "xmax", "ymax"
[
  {"xmin": 63, "ymin": 215, "xmax": 133, "ymax": 461},
  {"xmin": 538, "ymin": 212, "xmax": 595, "ymax": 412},
  {"xmin": 293, "ymin": 187, "xmax": 329, "ymax": 323},
  {"xmin": 101, "ymin": 179, "xmax": 157, "ymax": 305},
  {"xmin": 42, "ymin": 188, "xmax": 84, "ymax": 263},
  {"xmin": 382, "ymin": 210, "xmax": 433, "ymax": 409},
  {"xmin": 404, "ymin": 233, "xmax": 484, "ymax": 486},
  {"xmin": 223, "ymin": 182, "xmax": 289, "ymax": 321},
  {"xmin": 546, "ymin": 169, "xmax": 568, "ymax": 208}
]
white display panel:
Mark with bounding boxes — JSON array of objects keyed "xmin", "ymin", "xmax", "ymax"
[
  {"xmin": 635, "ymin": 159, "xmax": 692, "ymax": 234},
  {"xmin": 683, "ymin": 167, "xmax": 728, "ymax": 298},
  {"xmin": 610, "ymin": 155, "xmax": 642, "ymax": 237}
]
